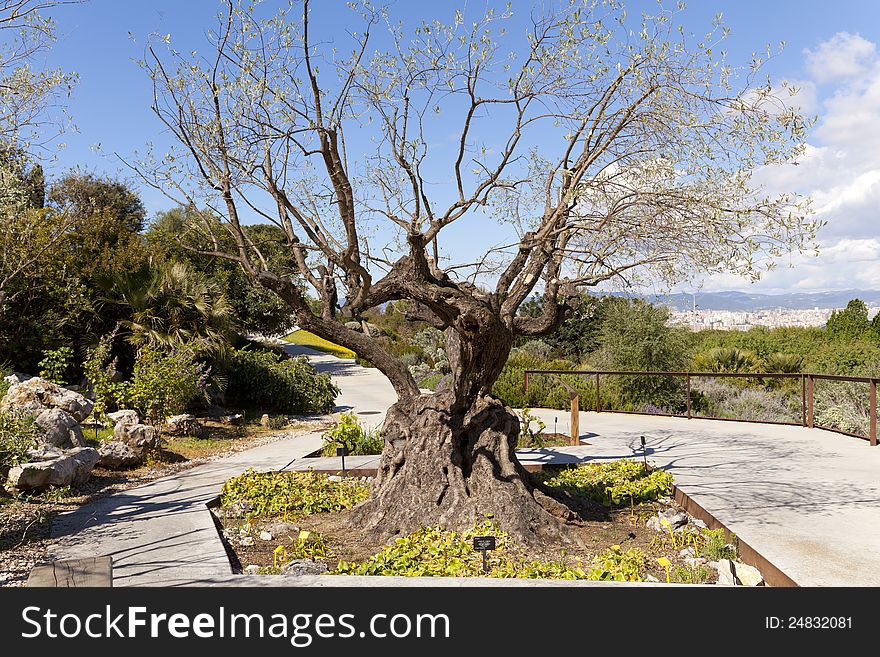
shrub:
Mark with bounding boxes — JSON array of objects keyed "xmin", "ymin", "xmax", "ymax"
[
  {"xmin": 38, "ymin": 346, "xmax": 75, "ymax": 385},
  {"xmin": 691, "ymin": 378, "xmax": 800, "ymax": 423},
  {"xmin": 0, "ymin": 363, "xmax": 10, "ymax": 402},
  {"xmin": 517, "ymin": 407, "xmax": 546, "ymax": 448},
  {"xmin": 813, "ymin": 380, "xmax": 871, "ymax": 436},
  {"xmin": 320, "ymin": 412, "xmax": 384, "ymax": 456},
  {"xmin": 0, "ymin": 412, "xmax": 44, "ymax": 471},
  {"xmin": 700, "ymin": 528, "xmax": 737, "ymax": 561},
  {"xmin": 516, "ymin": 340, "xmax": 552, "ymax": 360},
  {"xmin": 224, "ymin": 347, "xmax": 338, "ymax": 414},
  {"xmin": 220, "ymin": 469, "xmax": 369, "ymax": 518},
  {"xmin": 125, "ymin": 343, "xmax": 210, "ymax": 424},
  {"xmin": 586, "ymin": 545, "xmax": 650, "ymax": 581},
  {"xmin": 82, "ymin": 333, "xmax": 128, "ymax": 418},
  {"xmin": 693, "ymin": 347, "xmax": 757, "ymax": 373},
  {"xmin": 538, "ymin": 460, "xmax": 673, "ymax": 506},
  {"xmin": 493, "ymin": 352, "xmax": 595, "ymax": 410}
]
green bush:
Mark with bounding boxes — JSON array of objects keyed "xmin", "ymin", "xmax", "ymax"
[
  {"xmin": 538, "ymin": 460, "xmax": 673, "ymax": 506},
  {"xmin": 493, "ymin": 352, "xmax": 596, "ymax": 410},
  {"xmin": 220, "ymin": 469, "xmax": 369, "ymax": 518},
  {"xmin": 0, "ymin": 412, "xmax": 44, "ymax": 471},
  {"xmin": 224, "ymin": 347, "xmax": 338, "ymax": 414},
  {"xmin": 320, "ymin": 412, "xmax": 384, "ymax": 456},
  {"xmin": 124, "ymin": 343, "xmax": 210, "ymax": 424},
  {"xmin": 38, "ymin": 346, "xmax": 75, "ymax": 385}
]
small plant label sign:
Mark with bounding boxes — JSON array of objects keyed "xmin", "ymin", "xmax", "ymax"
[
  {"xmin": 473, "ymin": 536, "xmax": 496, "ymax": 551},
  {"xmin": 336, "ymin": 447, "xmax": 348, "ymax": 457}
]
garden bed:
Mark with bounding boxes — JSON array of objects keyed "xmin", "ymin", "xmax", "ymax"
[{"xmin": 214, "ymin": 462, "xmax": 743, "ymax": 584}]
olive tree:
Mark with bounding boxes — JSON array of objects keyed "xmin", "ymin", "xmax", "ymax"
[{"xmin": 137, "ymin": 0, "xmax": 817, "ymax": 543}]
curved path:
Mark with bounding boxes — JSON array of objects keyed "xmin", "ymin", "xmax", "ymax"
[
  {"xmin": 48, "ymin": 345, "xmax": 395, "ymax": 586},
  {"xmin": 48, "ymin": 346, "xmax": 880, "ymax": 586}
]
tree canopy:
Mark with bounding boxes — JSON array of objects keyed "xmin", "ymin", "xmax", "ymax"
[{"xmin": 137, "ymin": 0, "xmax": 818, "ymax": 403}]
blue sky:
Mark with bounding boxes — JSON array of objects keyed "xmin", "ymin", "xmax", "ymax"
[{"xmin": 32, "ymin": 0, "xmax": 880, "ymax": 294}]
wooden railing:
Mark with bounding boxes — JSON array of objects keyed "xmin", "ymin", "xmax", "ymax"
[{"xmin": 523, "ymin": 370, "xmax": 878, "ymax": 446}]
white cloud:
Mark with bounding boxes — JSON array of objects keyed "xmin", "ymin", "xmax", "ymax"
[
  {"xmin": 695, "ymin": 32, "xmax": 880, "ymax": 294},
  {"xmin": 804, "ymin": 32, "xmax": 876, "ymax": 84}
]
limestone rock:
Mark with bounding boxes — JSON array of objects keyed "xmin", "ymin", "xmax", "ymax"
[
  {"xmin": 6, "ymin": 447, "xmax": 99, "ymax": 492},
  {"xmin": 280, "ymin": 560, "xmax": 329, "ymax": 576},
  {"xmin": 107, "ymin": 409, "xmax": 140, "ymax": 427},
  {"xmin": 34, "ymin": 409, "xmax": 85, "ymax": 449},
  {"xmin": 243, "ymin": 565, "xmax": 261, "ymax": 575},
  {"xmin": 712, "ymin": 559, "xmax": 763, "ymax": 586},
  {"xmin": 114, "ymin": 423, "xmax": 161, "ymax": 458},
  {"xmin": 646, "ymin": 516, "xmax": 663, "ymax": 532},
  {"xmin": 165, "ymin": 413, "xmax": 204, "ymax": 438},
  {"xmin": 97, "ymin": 441, "xmax": 142, "ymax": 469},
  {"xmin": 659, "ymin": 508, "xmax": 689, "ymax": 529},
  {"xmin": 0, "ymin": 377, "xmax": 94, "ymax": 422},
  {"xmin": 733, "ymin": 561, "xmax": 764, "ymax": 586},
  {"xmin": 259, "ymin": 531, "xmax": 273, "ymax": 541}
]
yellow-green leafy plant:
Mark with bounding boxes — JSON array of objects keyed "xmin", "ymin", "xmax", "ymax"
[
  {"xmin": 220, "ymin": 469, "xmax": 370, "ymax": 519},
  {"xmin": 539, "ymin": 460, "xmax": 673, "ymax": 506}
]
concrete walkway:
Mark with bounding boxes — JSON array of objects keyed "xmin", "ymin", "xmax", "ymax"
[
  {"xmin": 50, "ymin": 343, "xmax": 880, "ymax": 586},
  {"xmin": 520, "ymin": 410, "xmax": 880, "ymax": 586},
  {"xmin": 49, "ymin": 345, "xmax": 393, "ymax": 586}
]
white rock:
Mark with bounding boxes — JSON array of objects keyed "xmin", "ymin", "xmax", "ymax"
[
  {"xmin": 107, "ymin": 409, "xmax": 141, "ymax": 427},
  {"xmin": 97, "ymin": 441, "xmax": 142, "ymax": 469},
  {"xmin": 259, "ymin": 531, "xmax": 273, "ymax": 541},
  {"xmin": 646, "ymin": 516, "xmax": 663, "ymax": 532},
  {"xmin": 243, "ymin": 565, "xmax": 261, "ymax": 575},
  {"xmin": 684, "ymin": 557, "xmax": 707, "ymax": 569},
  {"xmin": 713, "ymin": 559, "xmax": 738, "ymax": 586},
  {"xmin": 34, "ymin": 408, "xmax": 86, "ymax": 449},
  {"xmin": 733, "ymin": 561, "xmax": 764, "ymax": 586},
  {"xmin": 114, "ymin": 423, "xmax": 161, "ymax": 457},
  {"xmin": 690, "ymin": 518, "xmax": 708, "ymax": 529},
  {"xmin": 660, "ymin": 509, "xmax": 689, "ymax": 528},
  {"xmin": 0, "ymin": 377, "xmax": 94, "ymax": 422},
  {"xmin": 240, "ymin": 536, "xmax": 254, "ymax": 546},
  {"xmin": 644, "ymin": 574, "xmax": 660, "ymax": 583},
  {"xmin": 6, "ymin": 447, "xmax": 99, "ymax": 492}
]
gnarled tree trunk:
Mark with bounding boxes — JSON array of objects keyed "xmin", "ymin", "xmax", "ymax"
[{"xmin": 349, "ymin": 323, "xmax": 572, "ymax": 545}]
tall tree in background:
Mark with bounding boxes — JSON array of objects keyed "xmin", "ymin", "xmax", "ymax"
[
  {"xmin": 0, "ymin": 0, "xmax": 78, "ymax": 315},
  {"xmin": 139, "ymin": 0, "xmax": 818, "ymax": 543}
]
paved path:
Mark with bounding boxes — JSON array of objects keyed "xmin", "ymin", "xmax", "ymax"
[
  {"xmin": 49, "ymin": 345, "xmax": 393, "ymax": 586},
  {"xmin": 50, "ymin": 343, "xmax": 880, "ymax": 586},
  {"xmin": 520, "ymin": 410, "xmax": 880, "ymax": 587}
]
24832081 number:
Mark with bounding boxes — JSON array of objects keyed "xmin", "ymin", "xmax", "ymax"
[{"xmin": 788, "ymin": 617, "xmax": 852, "ymax": 629}]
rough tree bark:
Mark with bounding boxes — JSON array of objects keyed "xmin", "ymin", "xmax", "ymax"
[{"xmin": 348, "ymin": 318, "xmax": 574, "ymax": 545}]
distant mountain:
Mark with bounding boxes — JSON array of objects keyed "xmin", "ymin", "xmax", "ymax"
[{"xmin": 611, "ymin": 290, "xmax": 880, "ymax": 312}]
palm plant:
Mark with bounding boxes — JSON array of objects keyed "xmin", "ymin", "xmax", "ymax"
[
  {"xmin": 101, "ymin": 259, "xmax": 237, "ymax": 355},
  {"xmin": 693, "ymin": 347, "xmax": 758, "ymax": 373},
  {"xmin": 762, "ymin": 352, "xmax": 804, "ymax": 374}
]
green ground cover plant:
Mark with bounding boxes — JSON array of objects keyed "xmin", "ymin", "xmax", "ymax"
[
  {"xmin": 220, "ymin": 470, "xmax": 369, "ymax": 519},
  {"xmin": 538, "ymin": 460, "xmax": 673, "ymax": 506}
]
